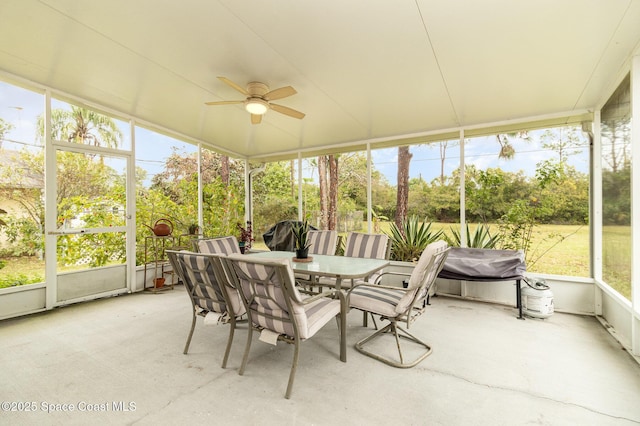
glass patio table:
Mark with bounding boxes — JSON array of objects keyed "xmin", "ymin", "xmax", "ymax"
[{"xmin": 249, "ymin": 251, "xmax": 389, "ymax": 290}]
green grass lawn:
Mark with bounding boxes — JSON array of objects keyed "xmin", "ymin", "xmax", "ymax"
[{"xmin": 602, "ymin": 226, "xmax": 632, "ymax": 299}]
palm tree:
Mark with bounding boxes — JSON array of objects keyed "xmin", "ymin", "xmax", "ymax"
[
  {"xmin": 495, "ymin": 131, "xmax": 530, "ymax": 160},
  {"xmin": 37, "ymin": 106, "xmax": 122, "ymax": 148}
]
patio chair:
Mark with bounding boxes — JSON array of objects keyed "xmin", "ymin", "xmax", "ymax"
[
  {"xmin": 195, "ymin": 235, "xmax": 242, "ymax": 255},
  {"xmin": 166, "ymin": 249, "xmax": 246, "ymax": 368},
  {"xmin": 223, "ymin": 254, "xmax": 346, "ymax": 399},
  {"xmin": 347, "ymin": 240, "xmax": 449, "ymax": 368},
  {"xmin": 316, "ymin": 232, "xmax": 389, "ymax": 289},
  {"xmin": 295, "ymin": 229, "xmax": 338, "ymax": 288},
  {"xmin": 308, "ymin": 229, "xmax": 339, "ymax": 255}
]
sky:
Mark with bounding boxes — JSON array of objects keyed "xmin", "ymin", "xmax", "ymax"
[
  {"xmin": 1, "ymin": 80, "xmax": 590, "ymax": 188},
  {"xmin": 0, "ymin": 81, "xmax": 195, "ymax": 186}
]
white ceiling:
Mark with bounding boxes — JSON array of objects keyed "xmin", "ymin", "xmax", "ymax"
[{"xmin": 1, "ymin": 0, "xmax": 639, "ymax": 161}]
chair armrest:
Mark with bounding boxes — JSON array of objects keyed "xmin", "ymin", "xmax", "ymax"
[
  {"xmin": 372, "ymin": 271, "xmax": 411, "ymax": 285},
  {"xmin": 347, "ymin": 281, "xmax": 410, "ymax": 295}
]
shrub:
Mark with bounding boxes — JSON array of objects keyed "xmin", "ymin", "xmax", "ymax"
[
  {"xmin": 386, "ymin": 215, "xmax": 443, "ymax": 262},
  {"xmin": 446, "ymin": 223, "xmax": 501, "ymax": 249},
  {"xmin": 0, "ymin": 272, "xmax": 43, "ymax": 289}
]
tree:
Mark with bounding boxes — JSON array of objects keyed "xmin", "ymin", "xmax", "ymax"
[
  {"xmin": 314, "ymin": 153, "xmax": 350, "ymax": 230},
  {"xmin": 220, "ymin": 155, "xmax": 230, "ymax": 186},
  {"xmin": 601, "ymin": 118, "xmax": 630, "ymax": 173},
  {"xmin": 318, "ymin": 155, "xmax": 329, "ymax": 228},
  {"xmin": 251, "ymin": 161, "xmax": 296, "ymax": 233},
  {"xmin": 601, "ymin": 73, "xmax": 630, "ymax": 173},
  {"xmin": 29, "ymin": 107, "xmax": 127, "ymax": 266},
  {"xmin": 11, "ymin": 104, "xmax": 126, "ymax": 262},
  {"xmin": 437, "ymin": 140, "xmax": 459, "ymax": 185},
  {"xmin": 540, "ymin": 127, "xmax": 585, "ymax": 163},
  {"xmin": 395, "ymin": 146, "xmax": 412, "ymax": 228},
  {"xmin": 496, "ymin": 134, "xmax": 515, "ymax": 159},
  {"xmin": 37, "ymin": 106, "xmax": 122, "ymax": 148},
  {"xmin": 0, "ymin": 149, "xmax": 44, "ymax": 256},
  {"xmin": 0, "ymin": 118, "xmax": 14, "ymax": 148},
  {"xmin": 145, "ymin": 148, "xmax": 246, "ymax": 238},
  {"xmin": 495, "ymin": 131, "xmax": 530, "ymax": 160}
]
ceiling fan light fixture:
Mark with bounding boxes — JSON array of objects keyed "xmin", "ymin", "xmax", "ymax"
[
  {"xmin": 207, "ymin": 78, "xmax": 304, "ymax": 122},
  {"xmin": 245, "ymin": 98, "xmax": 269, "ymax": 115}
]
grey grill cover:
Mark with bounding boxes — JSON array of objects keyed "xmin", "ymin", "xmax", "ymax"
[
  {"xmin": 438, "ymin": 248, "xmax": 526, "ymax": 281},
  {"xmin": 262, "ymin": 220, "xmax": 318, "ymax": 252}
]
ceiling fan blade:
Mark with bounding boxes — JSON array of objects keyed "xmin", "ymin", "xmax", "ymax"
[
  {"xmin": 204, "ymin": 100, "xmax": 244, "ymax": 106},
  {"xmin": 270, "ymin": 103, "xmax": 305, "ymax": 119},
  {"xmin": 217, "ymin": 76, "xmax": 249, "ymax": 96},
  {"xmin": 264, "ymin": 86, "xmax": 297, "ymax": 101},
  {"xmin": 251, "ymin": 114, "xmax": 262, "ymax": 125}
]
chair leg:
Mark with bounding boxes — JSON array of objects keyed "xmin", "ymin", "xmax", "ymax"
[
  {"xmin": 238, "ymin": 325, "xmax": 254, "ymax": 376},
  {"xmin": 391, "ymin": 323, "xmax": 405, "ymax": 365},
  {"xmin": 285, "ymin": 339, "xmax": 300, "ymax": 399},
  {"xmin": 339, "ymin": 313, "xmax": 347, "ymax": 363},
  {"xmin": 362, "ymin": 311, "xmax": 378, "ymax": 329},
  {"xmin": 354, "ymin": 321, "xmax": 433, "ymax": 368},
  {"xmin": 336, "ymin": 291, "xmax": 347, "ymax": 362},
  {"xmin": 183, "ymin": 310, "xmax": 197, "ymax": 354},
  {"xmin": 221, "ymin": 316, "xmax": 236, "ymax": 368}
]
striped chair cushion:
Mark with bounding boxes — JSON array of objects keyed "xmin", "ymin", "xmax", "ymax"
[
  {"xmin": 228, "ymin": 255, "xmax": 340, "ymax": 340},
  {"xmin": 308, "ymin": 230, "xmax": 338, "ymax": 255},
  {"xmin": 349, "ymin": 286, "xmax": 405, "ymax": 318},
  {"xmin": 253, "ymin": 297, "xmax": 339, "ymax": 339},
  {"xmin": 167, "ymin": 250, "xmax": 187, "ymax": 286},
  {"xmin": 295, "ymin": 230, "xmax": 339, "ymax": 282},
  {"xmin": 350, "ymin": 240, "xmax": 449, "ymax": 316},
  {"xmin": 407, "ymin": 241, "xmax": 448, "ymax": 289},
  {"xmin": 179, "ymin": 252, "xmax": 245, "ymax": 316},
  {"xmin": 394, "ymin": 240, "xmax": 447, "ymax": 313},
  {"xmin": 344, "ymin": 232, "xmax": 388, "ymax": 259},
  {"xmin": 197, "ymin": 236, "xmax": 241, "ymax": 255},
  {"xmin": 321, "ymin": 232, "xmax": 388, "ymax": 287}
]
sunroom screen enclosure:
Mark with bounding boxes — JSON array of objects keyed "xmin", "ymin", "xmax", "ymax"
[{"xmin": 0, "ymin": 1, "xmax": 639, "ymax": 359}]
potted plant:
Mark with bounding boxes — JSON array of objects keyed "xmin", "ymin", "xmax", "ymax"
[
  {"xmin": 237, "ymin": 221, "xmax": 254, "ymax": 254},
  {"xmin": 154, "ymin": 277, "xmax": 165, "ymax": 288},
  {"xmin": 292, "ymin": 220, "xmax": 311, "ymax": 259},
  {"xmin": 188, "ymin": 223, "xmax": 200, "ymax": 235}
]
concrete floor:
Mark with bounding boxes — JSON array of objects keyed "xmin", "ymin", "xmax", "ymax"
[{"xmin": 1, "ymin": 286, "xmax": 639, "ymax": 426}]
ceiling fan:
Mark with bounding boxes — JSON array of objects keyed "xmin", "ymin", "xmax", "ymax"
[{"xmin": 205, "ymin": 77, "xmax": 305, "ymax": 124}]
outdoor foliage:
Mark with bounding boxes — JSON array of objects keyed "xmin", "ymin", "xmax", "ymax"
[
  {"xmin": 447, "ymin": 223, "xmax": 500, "ymax": 249},
  {"xmin": 291, "ymin": 220, "xmax": 311, "ymax": 252},
  {"xmin": 495, "ymin": 159, "xmax": 587, "ymax": 268},
  {"xmin": 0, "ymin": 272, "xmax": 43, "ymax": 289},
  {"xmin": 251, "ymin": 162, "xmax": 298, "ymax": 237},
  {"xmin": 386, "ymin": 215, "xmax": 443, "ymax": 262},
  {"xmin": 1, "ymin": 216, "xmax": 42, "ymax": 257},
  {"xmin": 0, "ymin": 101, "xmax": 599, "ymax": 293},
  {"xmin": 602, "ymin": 166, "xmax": 631, "ymax": 225}
]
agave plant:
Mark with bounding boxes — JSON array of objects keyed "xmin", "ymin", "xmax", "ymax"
[
  {"xmin": 291, "ymin": 220, "xmax": 311, "ymax": 257},
  {"xmin": 447, "ymin": 223, "xmax": 501, "ymax": 249},
  {"xmin": 386, "ymin": 215, "xmax": 443, "ymax": 262}
]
